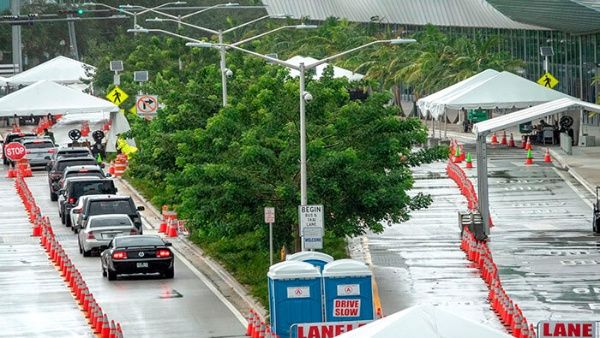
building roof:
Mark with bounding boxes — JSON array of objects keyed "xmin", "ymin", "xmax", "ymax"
[
  {"xmin": 487, "ymin": 0, "xmax": 600, "ymax": 33},
  {"xmin": 262, "ymin": 0, "xmax": 548, "ymax": 30}
]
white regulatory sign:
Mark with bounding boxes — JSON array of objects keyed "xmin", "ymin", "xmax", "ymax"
[
  {"xmin": 264, "ymin": 207, "xmax": 275, "ymax": 224},
  {"xmin": 287, "ymin": 286, "xmax": 310, "ymax": 299},
  {"xmin": 136, "ymin": 95, "xmax": 159, "ymax": 114},
  {"xmin": 299, "ymin": 205, "xmax": 324, "ymax": 249}
]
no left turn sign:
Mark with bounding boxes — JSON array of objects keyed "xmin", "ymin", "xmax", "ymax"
[{"xmin": 136, "ymin": 95, "xmax": 158, "ymax": 114}]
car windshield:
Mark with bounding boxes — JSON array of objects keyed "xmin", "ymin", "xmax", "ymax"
[
  {"xmin": 88, "ymin": 200, "xmax": 133, "ymax": 215},
  {"xmin": 90, "ymin": 216, "xmax": 132, "ymax": 228},
  {"xmin": 115, "ymin": 236, "xmax": 163, "ymax": 248},
  {"xmin": 24, "ymin": 141, "xmax": 54, "ymax": 149},
  {"xmin": 57, "ymin": 159, "xmax": 97, "ymax": 171},
  {"xmin": 71, "ymin": 181, "xmax": 116, "ymax": 199}
]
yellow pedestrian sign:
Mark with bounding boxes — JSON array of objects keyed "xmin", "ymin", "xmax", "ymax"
[
  {"xmin": 106, "ymin": 86, "xmax": 129, "ymax": 105},
  {"xmin": 537, "ymin": 72, "xmax": 559, "ymax": 89}
]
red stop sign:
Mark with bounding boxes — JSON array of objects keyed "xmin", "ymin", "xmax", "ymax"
[{"xmin": 4, "ymin": 142, "xmax": 27, "ymax": 161}]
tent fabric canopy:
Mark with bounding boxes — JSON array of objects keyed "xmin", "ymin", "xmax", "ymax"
[
  {"xmin": 285, "ymin": 55, "xmax": 365, "ymax": 82},
  {"xmin": 473, "ymin": 98, "xmax": 600, "ymax": 136},
  {"xmin": 417, "ymin": 70, "xmax": 576, "ymax": 119},
  {"xmin": 0, "ymin": 80, "xmax": 118, "ymax": 116},
  {"xmin": 6, "ymin": 56, "xmax": 95, "ymax": 86},
  {"xmin": 337, "ymin": 304, "xmax": 512, "ymax": 338}
]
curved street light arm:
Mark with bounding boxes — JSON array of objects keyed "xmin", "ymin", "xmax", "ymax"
[
  {"xmin": 230, "ymin": 25, "xmax": 291, "ymax": 47},
  {"xmin": 179, "ymin": 2, "xmax": 237, "ymax": 20},
  {"xmin": 307, "ymin": 40, "xmax": 390, "ymax": 70},
  {"xmin": 222, "ymin": 14, "xmax": 271, "ymax": 34},
  {"xmin": 129, "ymin": 27, "xmax": 203, "ymax": 43},
  {"xmin": 82, "ymin": 2, "xmax": 136, "ymax": 16},
  {"xmin": 222, "ymin": 43, "xmax": 299, "ymax": 70},
  {"xmin": 147, "ymin": 17, "xmax": 219, "ymax": 35}
]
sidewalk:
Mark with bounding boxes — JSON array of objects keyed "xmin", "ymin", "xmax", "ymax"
[{"xmin": 428, "ymin": 119, "xmax": 600, "ymax": 201}]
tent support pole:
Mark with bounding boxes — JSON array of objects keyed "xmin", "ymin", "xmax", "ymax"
[
  {"xmin": 444, "ymin": 111, "xmax": 448, "ymax": 139},
  {"xmin": 476, "ymin": 134, "xmax": 490, "ymax": 239},
  {"xmin": 431, "ymin": 116, "xmax": 435, "ymax": 138}
]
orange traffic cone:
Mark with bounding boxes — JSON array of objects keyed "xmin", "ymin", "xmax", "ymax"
[
  {"xmin": 525, "ymin": 138, "xmax": 532, "ymax": 151},
  {"xmin": 101, "ymin": 314, "xmax": 110, "ymax": 338},
  {"xmin": 490, "ymin": 133, "xmax": 498, "ymax": 144},
  {"xmin": 167, "ymin": 220, "xmax": 178, "ymax": 237},
  {"xmin": 246, "ymin": 310, "xmax": 255, "ymax": 336},
  {"xmin": 508, "ymin": 133, "xmax": 515, "ymax": 148},
  {"xmin": 500, "ymin": 131, "xmax": 507, "ymax": 145},
  {"xmin": 525, "ymin": 149, "xmax": 533, "ymax": 165},
  {"xmin": 453, "ymin": 145, "xmax": 462, "ymax": 163},
  {"xmin": 544, "ymin": 148, "xmax": 552, "ymax": 163},
  {"xmin": 465, "ymin": 152, "xmax": 473, "ymax": 169},
  {"xmin": 108, "ymin": 161, "xmax": 115, "ymax": 175}
]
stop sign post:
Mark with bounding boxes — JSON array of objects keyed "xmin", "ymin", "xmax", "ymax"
[{"xmin": 4, "ymin": 142, "xmax": 26, "ymax": 162}]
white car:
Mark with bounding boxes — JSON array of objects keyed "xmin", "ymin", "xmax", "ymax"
[
  {"xmin": 70, "ymin": 195, "xmax": 93, "ymax": 233},
  {"xmin": 78, "ymin": 214, "xmax": 138, "ymax": 257}
]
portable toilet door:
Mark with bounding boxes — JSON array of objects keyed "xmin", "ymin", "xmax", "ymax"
[
  {"xmin": 268, "ymin": 260, "xmax": 323, "ymax": 338},
  {"xmin": 322, "ymin": 259, "xmax": 374, "ymax": 322},
  {"xmin": 286, "ymin": 251, "xmax": 333, "ymax": 272}
]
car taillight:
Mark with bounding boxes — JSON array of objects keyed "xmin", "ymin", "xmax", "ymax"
[
  {"xmin": 112, "ymin": 251, "xmax": 127, "ymax": 260},
  {"xmin": 87, "ymin": 232, "xmax": 95, "ymax": 239},
  {"xmin": 129, "ymin": 229, "xmax": 138, "ymax": 235},
  {"xmin": 26, "ymin": 150, "xmax": 31, "ymax": 154},
  {"xmin": 68, "ymin": 197, "xmax": 76, "ymax": 204},
  {"xmin": 156, "ymin": 249, "xmax": 171, "ymax": 258},
  {"xmin": 48, "ymin": 149, "xmax": 57, "ymax": 153},
  {"xmin": 51, "ymin": 173, "xmax": 62, "ymax": 179}
]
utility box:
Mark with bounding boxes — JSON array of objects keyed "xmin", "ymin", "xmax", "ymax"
[
  {"xmin": 268, "ymin": 261, "xmax": 323, "ymax": 338},
  {"xmin": 458, "ymin": 210, "xmax": 485, "ymax": 240},
  {"xmin": 286, "ymin": 251, "xmax": 334, "ymax": 272},
  {"xmin": 322, "ymin": 259, "xmax": 374, "ymax": 322}
]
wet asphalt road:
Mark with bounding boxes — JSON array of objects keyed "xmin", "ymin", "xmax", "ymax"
[
  {"xmin": 0, "ymin": 161, "xmax": 246, "ymax": 337},
  {"xmin": 368, "ymin": 144, "xmax": 600, "ymax": 329}
]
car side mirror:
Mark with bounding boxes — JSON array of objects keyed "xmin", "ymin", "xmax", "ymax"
[
  {"xmin": 164, "ymin": 242, "xmax": 172, "ymax": 247},
  {"xmin": 137, "ymin": 206, "xmax": 145, "ymax": 211},
  {"xmin": 100, "ymin": 163, "xmax": 105, "ymax": 168},
  {"xmin": 73, "ymin": 209, "xmax": 81, "ymax": 214},
  {"xmin": 105, "ymin": 173, "xmax": 112, "ymax": 177}
]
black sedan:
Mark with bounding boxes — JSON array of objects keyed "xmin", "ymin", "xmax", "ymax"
[{"xmin": 101, "ymin": 235, "xmax": 174, "ymax": 280}]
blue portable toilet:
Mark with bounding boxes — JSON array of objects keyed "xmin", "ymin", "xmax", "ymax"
[
  {"xmin": 322, "ymin": 259, "xmax": 374, "ymax": 322},
  {"xmin": 286, "ymin": 251, "xmax": 333, "ymax": 272},
  {"xmin": 268, "ymin": 260, "xmax": 323, "ymax": 337}
]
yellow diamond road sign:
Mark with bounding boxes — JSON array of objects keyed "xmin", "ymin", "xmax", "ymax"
[
  {"xmin": 537, "ymin": 72, "xmax": 559, "ymax": 89},
  {"xmin": 106, "ymin": 86, "xmax": 129, "ymax": 105}
]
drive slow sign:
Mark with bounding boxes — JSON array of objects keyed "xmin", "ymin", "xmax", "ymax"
[{"xmin": 538, "ymin": 321, "xmax": 598, "ymax": 338}]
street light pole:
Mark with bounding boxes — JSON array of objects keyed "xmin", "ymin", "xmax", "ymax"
[
  {"xmin": 299, "ymin": 62, "xmax": 307, "ymax": 207},
  {"xmin": 218, "ymin": 32, "xmax": 228, "ymax": 106}
]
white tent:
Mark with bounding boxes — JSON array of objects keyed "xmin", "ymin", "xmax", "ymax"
[
  {"xmin": 6, "ymin": 56, "xmax": 95, "ymax": 86},
  {"xmin": 286, "ymin": 55, "xmax": 365, "ymax": 82},
  {"xmin": 418, "ymin": 70, "xmax": 576, "ymax": 120},
  {"xmin": 417, "ymin": 69, "xmax": 499, "ymax": 118},
  {"xmin": 52, "ymin": 111, "xmax": 132, "ymax": 151},
  {"xmin": 0, "ymin": 80, "xmax": 118, "ymax": 116},
  {"xmin": 337, "ymin": 304, "xmax": 512, "ymax": 338}
]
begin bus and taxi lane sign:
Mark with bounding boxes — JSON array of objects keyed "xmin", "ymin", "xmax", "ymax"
[
  {"xmin": 299, "ymin": 205, "xmax": 324, "ymax": 250},
  {"xmin": 538, "ymin": 321, "xmax": 598, "ymax": 338}
]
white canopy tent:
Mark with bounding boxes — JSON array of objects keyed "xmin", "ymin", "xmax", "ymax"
[
  {"xmin": 337, "ymin": 304, "xmax": 511, "ymax": 338},
  {"xmin": 286, "ymin": 55, "xmax": 365, "ymax": 82},
  {"xmin": 418, "ymin": 70, "xmax": 576, "ymax": 120},
  {"xmin": 0, "ymin": 80, "xmax": 117, "ymax": 116},
  {"xmin": 6, "ymin": 56, "xmax": 95, "ymax": 86}
]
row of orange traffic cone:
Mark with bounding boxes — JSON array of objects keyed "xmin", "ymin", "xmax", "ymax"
[
  {"xmin": 449, "ymin": 139, "xmax": 475, "ymax": 169},
  {"xmin": 490, "ymin": 131, "xmax": 519, "ymax": 148},
  {"xmin": 14, "ymin": 172, "xmax": 125, "ymax": 337},
  {"xmin": 159, "ymin": 207, "xmax": 180, "ymax": 237},
  {"xmin": 6, "ymin": 158, "xmax": 32, "ymax": 178},
  {"xmin": 246, "ymin": 309, "xmax": 278, "ymax": 338},
  {"xmin": 461, "ymin": 229, "xmax": 535, "ymax": 338},
  {"xmin": 445, "ymin": 159, "xmax": 494, "ymax": 226}
]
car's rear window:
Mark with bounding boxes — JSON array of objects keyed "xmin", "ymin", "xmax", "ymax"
[
  {"xmin": 57, "ymin": 159, "xmax": 97, "ymax": 171},
  {"xmin": 88, "ymin": 200, "xmax": 133, "ymax": 215},
  {"xmin": 115, "ymin": 236, "xmax": 163, "ymax": 248},
  {"xmin": 58, "ymin": 150, "xmax": 90, "ymax": 157},
  {"xmin": 66, "ymin": 171, "xmax": 103, "ymax": 180},
  {"xmin": 90, "ymin": 216, "xmax": 132, "ymax": 228},
  {"xmin": 71, "ymin": 181, "xmax": 116, "ymax": 199},
  {"xmin": 24, "ymin": 141, "xmax": 54, "ymax": 149}
]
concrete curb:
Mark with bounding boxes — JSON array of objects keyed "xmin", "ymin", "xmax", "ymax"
[
  {"xmin": 548, "ymin": 148, "xmax": 596, "ymax": 196},
  {"xmin": 115, "ymin": 176, "xmax": 268, "ymax": 319}
]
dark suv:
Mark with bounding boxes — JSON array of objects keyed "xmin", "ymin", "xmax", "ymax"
[
  {"xmin": 48, "ymin": 147, "xmax": 92, "ymax": 168},
  {"xmin": 48, "ymin": 156, "xmax": 99, "ymax": 201},
  {"xmin": 2, "ymin": 132, "xmax": 36, "ymax": 165},
  {"xmin": 59, "ymin": 165, "xmax": 107, "ymax": 188},
  {"xmin": 73, "ymin": 195, "xmax": 144, "ymax": 233},
  {"xmin": 58, "ymin": 177, "xmax": 117, "ymax": 227}
]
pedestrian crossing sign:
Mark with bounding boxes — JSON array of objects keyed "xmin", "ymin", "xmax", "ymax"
[
  {"xmin": 537, "ymin": 72, "xmax": 559, "ymax": 89},
  {"xmin": 106, "ymin": 86, "xmax": 129, "ymax": 105}
]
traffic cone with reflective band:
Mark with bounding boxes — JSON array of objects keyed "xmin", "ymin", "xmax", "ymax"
[
  {"xmin": 101, "ymin": 314, "xmax": 111, "ymax": 338},
  {"xmin": 167, "ymin": 219, "xmax": 178, "ymax": 237},
  {"xmin": 525, "ymin": 149, "xmax": 533, "ymax": 165},
  {"xmin": 544, "ymin": 148, "xmax": 552, "ymax": 163},
  {"xmin": 258, "ymin": 322, "xmax": 266, "ymax": 338},
  {"xmin": 491, "ymin": 133, "xmax": 498, "ymax": 144},
  {"xmin": 465, "ymin": 152, "xmax": 473, "ymax": 169},
  {"xmin": 453, "ymin": 145, "xmax": 462, "ymax": 163},
  {"xmin": 500, "ymin": 131, "xmax": 507, "ymax": 145},
  {"xmin": 116, "ymin": 323, "xmax": 124, "ymax": 338},
  {"xmin": 108, "ymin": 161, "xmax": 115, "ymax": 175},
  {"xmin": 246, "ymin": 310, "xmax": 255, "ymax": 336},
  {"xmin": 525, "ymin": 138, "xmax": 532, "ymax": 151},
  {"xmin": 109, "ymin": 320, "xmax": 117, "ymax": 338},
  {"xmin": 508, "ymin": 133, "xmax": 515, "ymax": 148},
  {"xmin": 94, "ymin": 307, "xmax": 104, "ymax": 333}
]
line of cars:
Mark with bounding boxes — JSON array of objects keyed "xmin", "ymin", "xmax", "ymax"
[
  {"xmin": 46, "ymin": 146, "xmax": 175, "ymax": 281},
  {"xmin": 2, "ymin": 130, "xmax": 175, "ymax": 281}
]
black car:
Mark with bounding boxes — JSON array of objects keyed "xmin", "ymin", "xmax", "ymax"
[
  {"xmin": 2, "ymin": 132, "xmax": 36, "ymax": 165},
  {"xmin": 59, "ymin": 165, "xmax": 107, "ymax": 188},
  {"xmin": 74, "ymin": 194, "xmax": 144, "ymax": 233},
  {"xmin": 58, "ymin": 177, "xmax": 117, "ymax": 227},
  {"xmin": 47, "ymin": 156, "xmax": 98, "ymax": 201},
  {"xmin": 101, "ymin": 235, "xmax": 174, "ymax": 280},
  {"xmin": 48, "ymin": 147, "xmax": 92, "ymax": 168}
]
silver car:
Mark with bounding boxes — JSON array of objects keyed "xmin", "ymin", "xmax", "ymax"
[
  {"xmin": 78, "ymin": 214, "xmax": 138, "ymax": 256},
  {"xmin": 21, "ymin": 138, "xmax": 56, "ymax": 166}
]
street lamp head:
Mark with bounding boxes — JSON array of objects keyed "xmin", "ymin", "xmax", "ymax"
[
  {"xmin": 128, "ymin": 28, "xmax": 149, "ymax": 33},
  {"xmin": 294, "ymin": 24, "xmax": 318, "ymax": 30},
  {"xmin": 389, "ymin": 38, "xmax": 417, "ymax": 45},
  {"xmin": 224, "ymin": 68, "xmax": 233, "ymax": 78},
  {"xmin": 225, "ymin": 2, "xmax": 240, "ymax": 6},
  {"xmin": 81, "ymin": 2, "xmax": 96, "ymax": 6},
  {"xmin": 186, "ymin": 41, "xmax": 214, "ymax": 48},
  {"xmin": 302, "ymin": 91, "xmax": 313, "ymax": 102},
  {"xmin": 172, "ymin": 1, "xmax": 187, "ymax": 4},
  {"xmin": 270, "ymin": 13, "xmax": 289, "ymax": 19}
]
